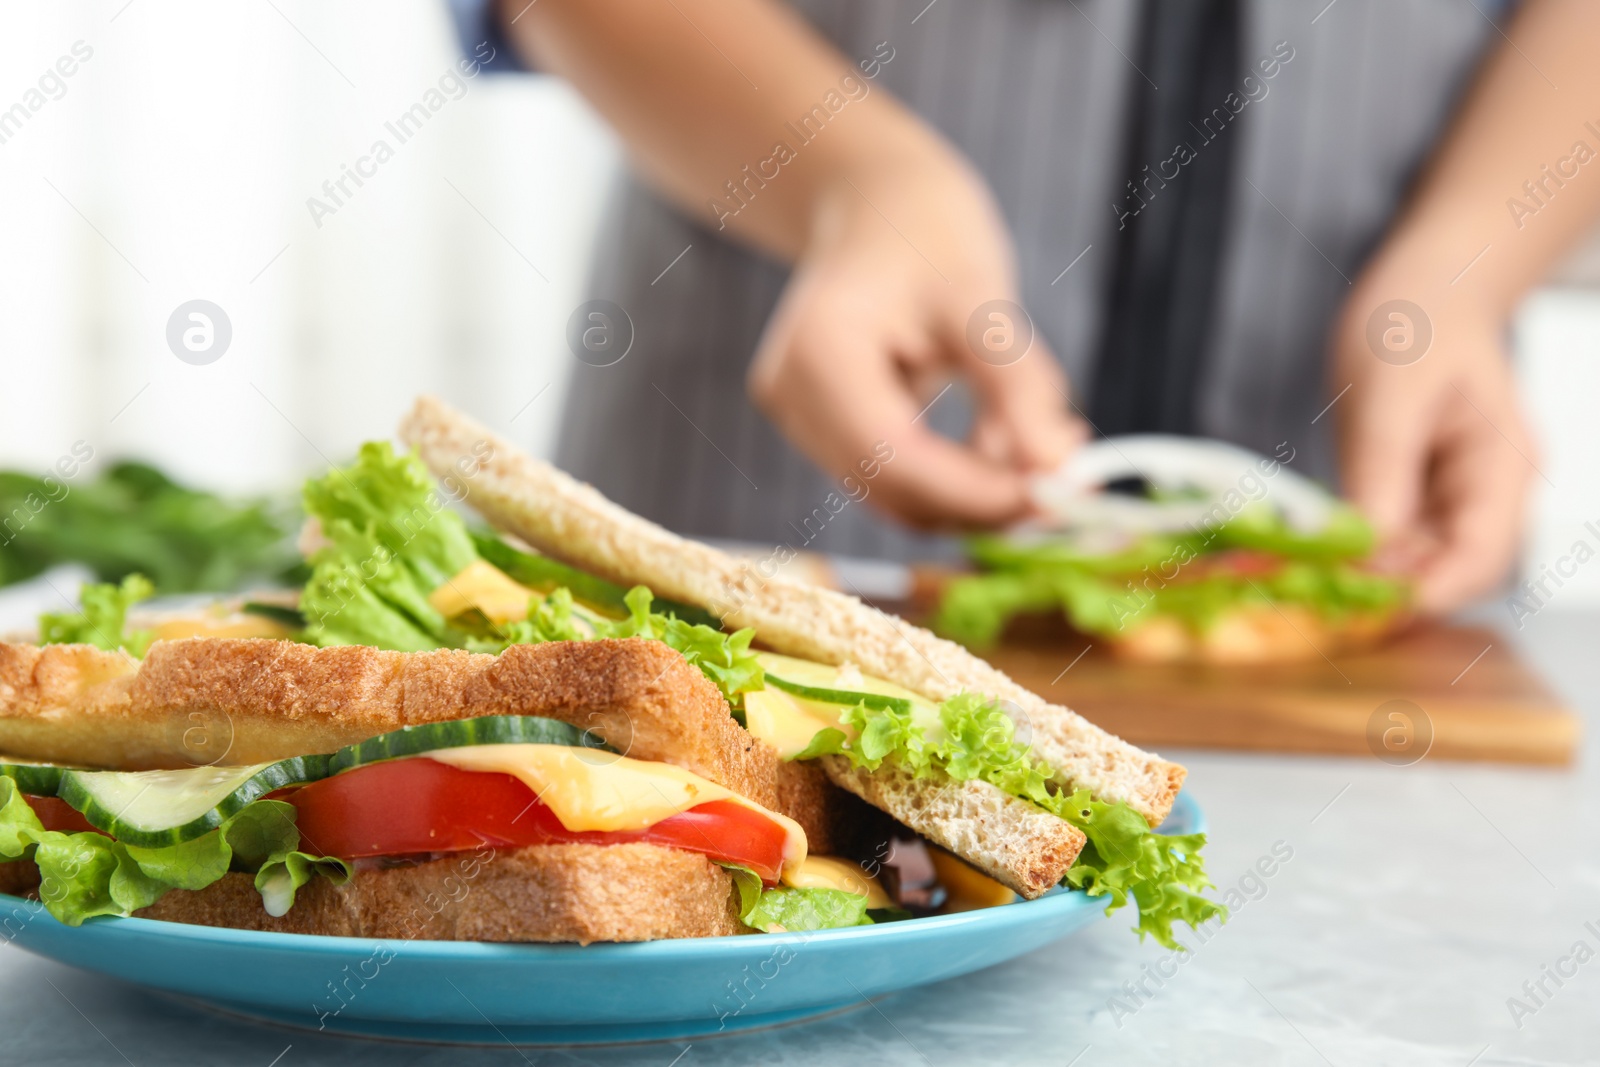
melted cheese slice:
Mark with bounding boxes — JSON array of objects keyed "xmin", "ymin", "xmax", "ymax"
[
  {"xmin": 746, "ymin": 653, "xmax": 946, "ymax": 758},
  {"xmin": 427, "ymin": 744, "xmax": 808, "ymax": 876},
  {"xmin": 780, "ymin": 855, "xmax": 891, "ymax": 908},
  {"xmin": 742, "ymin": 689, "xmax": 848, "ymax": 760},
  {"xmin": 427, "ymin": 560, "xmax": 538, "ymax": 624},
  {"xmin": 930, "ymin": 849, "xmax": 1016, "ymax": 911},
  {"xmin": 151, "ymin": 614, "xmax": 294, "ymax": 641}
]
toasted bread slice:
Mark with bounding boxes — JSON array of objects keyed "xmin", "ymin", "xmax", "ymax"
[
  {"xmin": 0, "ymin": 845, "xmax": 744, "ymax": 943},
  {"xmin": 0, "ymin": 636, "xmax": 883, "ymax": 867},
  {"xmin": 399, "ymin": 395, "xmax": 1184, "ymax": 826},
  {"xmin": 0, "ymin": 636, "xmax": 781, "ymax": 806},
  {"xmin": 132, "ymin": 843, "xmax": 745, "ymax": 944},
  {"xmin": 818, "ymin": 756, "xmax": 1085, "ymax": 899}
]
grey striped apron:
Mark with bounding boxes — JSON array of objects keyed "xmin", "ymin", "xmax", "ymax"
[{"xmin": 554, "ymin": 0, "xmax": 1502, "ymax": 562}]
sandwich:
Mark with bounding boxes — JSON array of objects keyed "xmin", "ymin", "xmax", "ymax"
[
  {"xmin": 0, "ymin": 396, "xmax": 1222, "ymax": 948},
  {"xmin": 0, "ymin": 638, "xmax": 859, "ymax": 942},
  {"xmin": 935, "ymin": 439, "xmax": 1409, "ymax": 664},
  {"xmin": 934, "ymin": 508, "xmax": 1408, "ymax": 664}
]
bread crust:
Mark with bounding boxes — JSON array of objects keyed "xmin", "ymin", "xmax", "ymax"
[
  {"xmin": 818, "ymin": 757, "xmax": 1084, "ymax": 899},
  {"xmin": 133, "ymin": 843, "xmax": 745, "ymax": 943},
  {"xmin": 401, "ymin": 395, "xmax": 1185, "ymax": 825},
  {"xmin": 0, "ymin": 637, "xmax": 781, "ymax": 803},
  {"xmin": 0, "ymin": 844, "xmax": 744, "ymax": 944}
]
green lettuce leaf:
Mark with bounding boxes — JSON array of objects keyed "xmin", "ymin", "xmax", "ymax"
[
  {"xmin": 473, "ymin": 531, "xmax": 723, "ymax": 629},
  {"xmin": 792, "ymin": 727, "xmax": 851, "ymax": 763},
  {"xmin": 0, "ymin": 781, "xmax": 344, "ymax": 926},
  {"xmin": 939, "ymin": 506, "xmax": 1406, "ymax": 648},
  {"xmin": 597, "ymin": 587, "xmax": 764, "ymax": 706},
  {"xmin": 37, "ymin": 573, "xmax": 155, "ymax": 655},
  {"xmin": 123, "ymin": 831, "xmax": 233, "ymax": 891},
  {"xmin": 719, "ymin": 862, "xmax": 765, "ymax": 919},
  {"xmin": 219, "ymin": 798, "xmax": 303, "ymax": 868},
  {"xmin": 298, "ymin": 442, "xmax": 477, "ymax": 651},
  {"xmin": 470, "ymin": 585, "xmax": 591, "ymax": 646},
  {"xmin": 296, "ymin": 444, "xmax": 763, "ymax": 707},
  {"xmin": 31, "ymin": 830, "xmax": 163, "ymax": 922},
  {"xmin": 742, "ymin": 887, "xmax": 874, "ymax": 933},
  {"xmin": 470, "ymin": 585, "xmax": 765, "ymax": 709},
  {"xmin": 814, "ymin": 692, "xmax": 1224, "ymax": 950},
  {"xmin": 255, "ymin": 850, "xmax": 352, "ymax": 917},
  {"xmin": 840, "ymin": 699, "xmax": 925, "ymax": 773},
  {"xmin": 719, "ymin": 862, "xmax": 885, "ymax": 934},
  {"xmin": 1051, "ymin": 789, "xmax": 1218, "ymax": 948},
  {"xmin": 0, "ymin": 459, "xmax": 295, "ymax": 594}
]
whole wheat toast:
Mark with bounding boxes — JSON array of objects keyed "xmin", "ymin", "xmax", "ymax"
[
  {"xmin": 143, "ymin": 843, "xmax": 748, "ymax": 943},
  {"xmin": 1, "ymin": 842, "xmax": 747, "ymax": 943}
]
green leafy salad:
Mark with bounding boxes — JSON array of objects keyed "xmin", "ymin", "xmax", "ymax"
[
  {"xmin": 935, "ymin": 503, "xmax": 1408, "ymax": 650},
  {"xmin": 5, "ymin": 443, "xmax": 1223, "ymax": 948},
  {"xmin": 0, "ymin": 784, "xmax": 344, "ymax": 928},
  {"xmin": 0, "ymin": 460, "xmax": 294, "ymax": 592}
]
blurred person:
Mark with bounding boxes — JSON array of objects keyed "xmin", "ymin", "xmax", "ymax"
[{"xmin": 451, "ymin": 0, "xmax": 1600, "ymax": 613}]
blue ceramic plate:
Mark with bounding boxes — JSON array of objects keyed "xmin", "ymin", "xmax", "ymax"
[{"xmin": 6, "ymin": 792, "xmax": 1203, "ymax": 1045}]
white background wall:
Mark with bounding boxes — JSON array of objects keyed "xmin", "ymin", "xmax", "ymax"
[
  {"xmin": 0, "ymin": 0, "xmax": 618, "ymax": 491},
  {"xmin": 1, "ymin": 1, "xmax": 1597, "ymax": 605},
  {"xmin": 1514, "ymin": 289, "xmax": 1600, "ymax": 608}
]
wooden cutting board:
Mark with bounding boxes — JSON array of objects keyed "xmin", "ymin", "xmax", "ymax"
[
  {"xmin": 975, "ymin": 623, "xmax": 1579, "ymax": 765},
  {"xmin": 872, "ymin": 567, "xmax": 1579, "ymax": 765}
]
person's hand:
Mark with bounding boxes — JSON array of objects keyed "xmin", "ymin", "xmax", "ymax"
[
  {"xmin": 747, "ymin": 158, "xmax": 1085, "ymax": 530},
  {"xmin": 1332, "ymin": 284, "xmax": 1537, "ymax": 613}
]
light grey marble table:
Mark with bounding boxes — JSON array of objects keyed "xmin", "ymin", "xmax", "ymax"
[{"xmin": 2, "ymin": 607, "xmax": 1593, "ymax": 1067}]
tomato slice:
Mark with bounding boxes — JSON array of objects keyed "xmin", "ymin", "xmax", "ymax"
[
  {"xmin": 25, "ymin": 795, "xmax": 100, "ymax": 835},
  {"xmin": 287, "ymin": 757, "xmax": 790, "ymax": 884}
]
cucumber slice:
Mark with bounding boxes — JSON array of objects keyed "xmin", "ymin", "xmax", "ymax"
[
  {"xmin": 0, "ymin": 762, "xmax": 72, "ymax": 797},
  {"xmin": 327, "ymin": 715, "xmax": 608, "ymax": 774},
  {"xmin": 756, "ymin": 652, "xmax": 915, "ymax": 713},
  {"xmin": 33, "ymin": 716, "xmax": 605, "ymax": 849},
  {"xmin": 474, "ymin": 532, "xmax": 722, "ymax": 628},
  {"xmin": 59, "ymin": 756, "xmax": 328, "ymax": 848}
]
